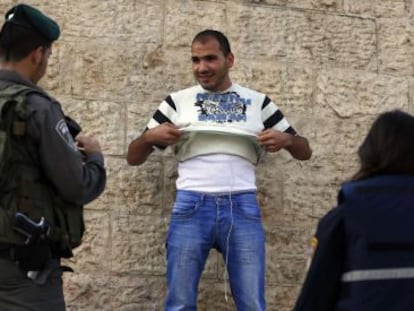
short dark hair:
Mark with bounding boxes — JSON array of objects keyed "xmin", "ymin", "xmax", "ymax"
[
  {"xmin": 0, "ymin": 22, "xmax": 52, "ymax": 62},
  {"xmin": 192, "ymin": 29, "xmax": 232, "ymax": 56},
  {"xmin": 352, "ymin": 109, "xmax": 414, "ymax": 180}
]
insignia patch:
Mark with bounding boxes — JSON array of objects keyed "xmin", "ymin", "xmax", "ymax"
[
  {"xmin": 306, "ymin": 236, "xmax": 319, "ymax": 270},
  {"xmin": 56, "ymin": 119, "xmax": 77, "ymax": 151},
  {"xmin": 311, "ymin": 237, "xmax": 318, "ymax": 251}
]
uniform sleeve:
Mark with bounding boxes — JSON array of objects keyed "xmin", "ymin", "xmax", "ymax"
[
  {"xmin": 261, "ymin": 96, "xmax": 297, "ymax": 135},
  {"xmin": 292, "ymin": 205, "xmax": 345, "ymax": 311},
  {"xmin": 27, "ymin": 94, "xmax": 106, "ymax": 205}
]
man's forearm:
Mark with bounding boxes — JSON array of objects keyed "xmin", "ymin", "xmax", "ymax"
[
  {"xmin": 126, "ymin": 134, "xmax": 154, "ymax": 166},
  {"xmin": 286, "ymin": 135, "xmax": 312, "ymax": 161}
]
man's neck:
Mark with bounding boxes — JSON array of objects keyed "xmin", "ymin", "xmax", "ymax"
[
  {"xmin": 0, "ymin": 61, "xmax": 35, "ymax": 83},
  {"xmin": 202, "ymin": 82, "xmax": 233, "ymax": 93}
]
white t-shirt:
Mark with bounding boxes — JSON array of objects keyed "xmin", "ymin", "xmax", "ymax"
[{"xmin": 176, "ymin": 154, "xmax": 256, "ymax": 192}]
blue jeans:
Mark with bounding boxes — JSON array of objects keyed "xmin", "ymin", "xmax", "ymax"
[{"xmin": 165, "ymin": 190, "xmax": 266, "ymax": 311}]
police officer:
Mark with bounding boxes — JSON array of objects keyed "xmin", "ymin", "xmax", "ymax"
[
  {"xmin": 293, "ymin": 110, "xmax": 414, "ymax": 311},
  {"xmin": 0, "ymin": 4, "xmax": 106, "ymax": 310}
]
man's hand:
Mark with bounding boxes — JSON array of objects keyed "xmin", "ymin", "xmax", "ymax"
[
  {"xmin": 257, "ymin": 129, "xmax": 292, "ymax": 153},
  {"xmin": 144, "ymin": 123, "xmax": 182, "ymax": 147},
  {"xmin": 75, "ymin": 132, "xmax": 102, "ymax": 155},
  {"xmin": 257, "ymin": 129, "xmax": 312, "ymax": 160},
  {"xmin": 127, "ymin": 123, "xmax": 183, "ymax": 166}
]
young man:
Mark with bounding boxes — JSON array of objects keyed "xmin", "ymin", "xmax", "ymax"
[
  {"xmin": 127, "ymin": 29, "xmax": 311, "ymax": 310},
  {"xmin": 0, "ymin": 4, "xmax": 106, "ymax": 310}
]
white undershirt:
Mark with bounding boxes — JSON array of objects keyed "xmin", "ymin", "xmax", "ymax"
[{"xmin": 176, "ymin": 154, "xmax": 256, "ymax": 193}]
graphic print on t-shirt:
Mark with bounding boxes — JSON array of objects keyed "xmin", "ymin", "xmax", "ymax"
[{"xmin": 195, "ymin": 92, "xmax": 251, "ymax": 123}]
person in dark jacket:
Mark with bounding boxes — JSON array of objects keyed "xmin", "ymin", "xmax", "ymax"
[
  {"xmin": 293, "ymin": 109, "xmax": 414, "ymax": 311},
  {"xmin": 0, "ymin": 4, "xmax": 106, "ymax": 310}
]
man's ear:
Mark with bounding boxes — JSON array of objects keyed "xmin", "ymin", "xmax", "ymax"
[
  {"xmin": 226, "ymin": 52, "xmax": 234, "ymax": 69},
  {"xmin": 30, "ymin": 46, "xmax": 43, "ymax": 65}
]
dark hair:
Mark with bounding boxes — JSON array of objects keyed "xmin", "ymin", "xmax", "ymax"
[
  {"xmin": 352, "ymin": 110, "xmax": 414, "ymax": 180},
  {"xmin": 192, "ymin": 29, "xmax": 232, "ymax": 56},
  {"xmin": 0, "ymin": 22, "xmax": 51, "ymax": 62}
]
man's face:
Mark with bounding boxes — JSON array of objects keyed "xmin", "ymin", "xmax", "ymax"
[{"xmin": 191, "ymin": 37, "xmax": 234, "ymax": 92}]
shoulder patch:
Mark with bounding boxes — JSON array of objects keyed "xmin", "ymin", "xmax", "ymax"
[
  {"xmin": 311, "ymin": 237, "xmax": 318, "ymax": 251},
  {"xmin": 305, "ymin": 236, "xmax": 319, "ymax": 270},
  {"xmin": 56, "ymin": 119, "xmax": 77, "ymax": 151}
]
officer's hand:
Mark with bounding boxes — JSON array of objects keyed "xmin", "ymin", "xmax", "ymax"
[
  {"xmin": 257, "ymin": 129, "xmax": 293, "ymax": 153},
  {"xmin": 75, "ymin": 132, "xmax": 102, "ymax": 155},
  {"xmin": 144, "ymin": 123, "xmax": 182, "ymax": 146}
]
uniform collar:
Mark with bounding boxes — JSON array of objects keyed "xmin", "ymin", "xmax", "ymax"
[{"xmin": 0, "ymin": 69, "xmax": 46, "ymax": 94}]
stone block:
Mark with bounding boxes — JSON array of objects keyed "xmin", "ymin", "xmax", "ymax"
[
  {"xmin": 345, "ymin": 0, "xmax": 406, "ymax": 17},
  {"xmin": 109, "ymin": 275, "xmax": 166, "ymax": 311},
  {"xmin": 102, "ymin": 156, "xmax": 165, "ymax": 216},
  {"xmin": 58, "ymin": 96, "xmax": 125, "ymax": 156},
  {"xmin": 378, "ymin": 19, "xmax": 414, "ymax": 75},
  {"xmin": 274, "ymin": 256, "xmax": 308, "ymax": 284},
  {"xmin": 198, "ymin": 279, "xmax": 236, "ymax": 310},
  {"xmin": 267, "ymin": 283, "xmax": 302, "ymax": 311},
  {"xmin": 62, "ymin": 210, "xmax": 111, "ymax": 273},
  {"xmin": 112, "ymin": 0, "xmax": 163, "ymax": 43},
  {"xmin": 57, "ymin": 39, "xmax": 153, "ymax": 101},
  {"xmin": 111, "ymin": 214, "xmax": 167, "ymax": 274},
  {"xmin": 315, "ymin": 69, "xmax": 409, "ymax": 118},
  {"xmin": 245, "ymin": 0, "xmax": 342, "ymax": 11},
  {"xmin": 164, "ymin": 0, "xmax": 227, "ymax": 48},
  {"xmin": 227, "ymin": 4, "xmax": 376, "ymax": 70},
  {"xmin": 64, "ymin": 273, "xmax": 113, "ymax": 311}
]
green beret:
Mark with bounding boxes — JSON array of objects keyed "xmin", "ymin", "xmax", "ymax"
[{"xmin": 4, "ymin": 4, "xmax": 60, "ymax": 41}]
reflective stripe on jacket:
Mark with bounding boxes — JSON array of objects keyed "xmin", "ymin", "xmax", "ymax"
[{"xmin": 338, "ymin": 175, "xmax": 414, "ymax": 311}]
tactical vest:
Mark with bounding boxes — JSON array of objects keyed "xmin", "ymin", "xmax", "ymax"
[
  {"xmin": 337, "ymin": 175, "xmax": 414, "ymax": 310},
  {"xmin": 0, "ymin": 84, "xmax": 84, "ymax": 258}
]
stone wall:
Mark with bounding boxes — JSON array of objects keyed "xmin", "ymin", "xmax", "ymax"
[{"xmin": 2, "ymin": 0, "xmax": 414, "ymax": 310}]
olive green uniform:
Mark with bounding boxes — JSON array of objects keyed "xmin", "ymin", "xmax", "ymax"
[{"xmin": 0, "ymin": 70, "xmax": 106, "ymax": 310}]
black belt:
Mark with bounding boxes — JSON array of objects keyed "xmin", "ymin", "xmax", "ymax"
[{"xmin": 0, "ymin": 243, "xmax": 59, "ymax": 260}]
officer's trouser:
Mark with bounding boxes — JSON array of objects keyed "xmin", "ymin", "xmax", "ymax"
[{"xmin": 0, "ymin": 257, "xmax": 65, "ymax": 311}]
